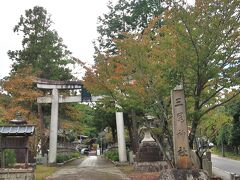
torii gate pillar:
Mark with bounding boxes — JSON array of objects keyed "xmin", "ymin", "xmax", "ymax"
[
  {"xmin": 116, "ymin": 111, "xmax": 127, "ymax": 162},
  {"xmin": 49, "ymin": 88, "xmax": 59, "ymax": 164}
]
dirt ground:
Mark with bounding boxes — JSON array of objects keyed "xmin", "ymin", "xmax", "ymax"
[{"xmin": 117, "ymin": 164, "xmax": 160, "ymax": 180}]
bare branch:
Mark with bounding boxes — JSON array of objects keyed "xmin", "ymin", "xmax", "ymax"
[
  {"xmin": 199, "ymin": 87, "xmax": 224, "ymax": 108},
  {"xmin": 200, "ymin": 91, "xmax": 240, "ymax": 117}
]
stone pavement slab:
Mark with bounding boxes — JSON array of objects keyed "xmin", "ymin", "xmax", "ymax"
[{"xmin": 47, "ymin": 156, "xmax": 130, "ymax": 180}]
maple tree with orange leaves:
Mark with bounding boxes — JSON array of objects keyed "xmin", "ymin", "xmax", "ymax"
[
  {"xmin": 1, "ymin": 67, "xmax": 42, "ymax": 122},
  {"xmin": 84, "ymin": 0, "xmax": 240, "ymax": 165}
]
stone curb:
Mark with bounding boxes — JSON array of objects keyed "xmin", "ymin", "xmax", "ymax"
[
  {"xmin": 56, "ymin": 157, "xmax": 80, "ymax": 166},
  {"xmin": 103, "ymin": 156, "xmax": 129, "ymax": 166}
]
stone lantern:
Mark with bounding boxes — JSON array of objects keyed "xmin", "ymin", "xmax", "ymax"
[
  {"xmin": 136, "ymin": 126, "xmax": 162, "ymax": 162},
  {"xmin": 141, "ymin": 127, "xmax": 155, "ymax": 143},
  {"xmin": 134, "ymin": 126, "xmax": 168, "ymax": 172}
]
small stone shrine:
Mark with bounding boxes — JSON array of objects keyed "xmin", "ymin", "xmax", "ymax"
[{"xmin": 134, "ymin": 127, "xmax": 169, "ymax": 172}]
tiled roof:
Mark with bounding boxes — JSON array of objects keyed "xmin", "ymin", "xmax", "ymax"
[{"xmin": 0, "ymin": 125, "xmax": 35, "ymax": 135}]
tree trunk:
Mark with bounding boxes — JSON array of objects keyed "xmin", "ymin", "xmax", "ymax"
[
  {"xmin": 131, "ymin": 110, "xmax": 139, "ymax": 154},
  {"xmin": 126, "ymin": 115, "xmax": 134, "ymax": 151},
  {"xmin": 162, "ymin": 121, "xmax": 174, "ymax": 163},
  {"xmin": 189, "ymin": 119, "xmax": 198, "ymax": 149},
  {"xmin": 189, "ymin": 106, "xmax": 201, "ymax": 149},
  {"xmin": 189, "ymin": 93, "xmax": 201, "ymax": 149},
  {"xmin": 111, "ymin": 126, "xmax": 117, "ymax": 143}
]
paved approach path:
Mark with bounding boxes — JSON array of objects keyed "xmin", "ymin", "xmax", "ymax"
[
  {"xmin": 212, "ymin": 154, "xmax": 240, "ymax": 175},
  {"xmin": 47, "ymin": 156, "xmax": 130, "ymax": 180}
]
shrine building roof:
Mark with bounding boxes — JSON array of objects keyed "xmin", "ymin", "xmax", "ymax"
[{"xmin": 0, "ymin": 125, "xmax": 35, "ymax": 136}]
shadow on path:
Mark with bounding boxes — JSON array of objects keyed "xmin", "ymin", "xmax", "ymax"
[{"xmin": 47, "ymin": 156, "xmax": 130, "ymax": 180}]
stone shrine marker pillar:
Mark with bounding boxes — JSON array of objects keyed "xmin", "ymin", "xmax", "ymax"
[
  {"xmin": 158, "ymin": 86, "xmax": 209, "ymax": 179},
  {"xmin": 171, "ymin": 86, "xmax": 191, "ymax": 169}
]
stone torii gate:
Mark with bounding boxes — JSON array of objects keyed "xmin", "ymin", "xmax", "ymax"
[{"xmin": 36, "ymin": 79, "xmax": 127, "ymax": 164}]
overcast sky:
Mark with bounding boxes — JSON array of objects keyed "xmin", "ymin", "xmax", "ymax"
[
  {"xmin": 0, "ymin": 0, "xmax": 117, "ymax": 79},
  {"xmin": 0, "ymin": 0, "xmax": 194, "ymax": 79}
]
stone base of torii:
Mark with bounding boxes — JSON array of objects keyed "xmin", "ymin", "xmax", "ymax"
[{"xmin": 36, "ymin": 79, "xmax": 127, "ymax": 164}]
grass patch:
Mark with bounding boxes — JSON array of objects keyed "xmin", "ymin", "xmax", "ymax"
[
  {"xmin": 211, "ymin": 147, "xmax": 240, "ymax": 160},
  {"xmin": 35, "ymin": 165, "xmax": 58, "ymax": 180}
]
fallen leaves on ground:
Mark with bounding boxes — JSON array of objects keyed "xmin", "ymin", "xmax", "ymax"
[{"xmin": 129, "ymin": 172, "xmax": 160, "ymax": 180}]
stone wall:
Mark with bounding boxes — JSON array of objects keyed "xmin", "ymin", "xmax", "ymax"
[{"xmin": 0, "ymin": 168, "xmax": 34, "ymax": 180}]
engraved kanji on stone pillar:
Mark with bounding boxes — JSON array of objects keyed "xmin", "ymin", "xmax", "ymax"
[{"xmin": 171, "ymin": 86, "xmax": 191, "ymax": 169}]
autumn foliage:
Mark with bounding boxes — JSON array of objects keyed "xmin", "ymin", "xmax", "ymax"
[
  {"xmin": 2, "ymin": 67, "xmax": 42, "ymax": 122},
  {"xmin": 84, "ymin": 0, "xmax": 240, "ymax": 153},
  {"xmin": 84, "ymin": 17, "xmax": 178, "ymax": 113}
]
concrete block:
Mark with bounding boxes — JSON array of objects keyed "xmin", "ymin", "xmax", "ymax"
[
  {"xmin": 129, "ymin": 151, "xmax": 134, "ymax": 164},
  {"xmin": 203, "ymin": 159, "xmax": 212, "ymax": 177}
]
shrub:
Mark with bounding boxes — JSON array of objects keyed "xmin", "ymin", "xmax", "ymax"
[
  {"xmin": 56, "ymin": 154, "xmax": 64, "ymax": 163},
  {"xmin": 104, "ymin": 148, "xmax": 119, "ymax": 161},
  {"xmin": 71, "ymin": 152, "xmax": 80, "ymax": 159},
  {"xmin": 4, "ymin": 149, "xmax": 16, "ymax": 167},
  {"xmin": 56, "ymin": 152, "xmax": 80, "ymax": 163}
]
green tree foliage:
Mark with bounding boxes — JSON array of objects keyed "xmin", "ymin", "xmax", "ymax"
[
  {"xmin": 215, "ymin": 124, "xmax": 231, "ymax": 149},
  {"xmin": 85, "ymin": 0, "xmax": 240, "ymax": 153},
  {"xmin": 85, "ymin": 17, "xmax": 176, "ymax": 112},
  {"xmin": 166, "ymin": 0, "xmax": 240, "ymax": 147},
  {"xmin": 84, "ymin": 18, "xmax": 177, "ymax": 153},
  {"xmin": 198, "ymin": 108, "xmax": 231, "ymax": 141},
  {"xmin": 8, "ymin": 6, "xmax": 73, "ymax": 80},
  {"xmin": 61, "ymin": 103, "xmax": 96, "ymax": 136},
  {"xmin": 57, "ymin": 102, "xmax": 117, "ymax": 142},
  {"xmin": 92, "ymin": 103, "xmax": 117, "ymax": 141},
  {"xmin": 224, "ymin": 98, "xmax": 240, "ymax": 151},
  {"xmin": 97, "ymin": 0, "xmax": 164, "ymax": 53}
]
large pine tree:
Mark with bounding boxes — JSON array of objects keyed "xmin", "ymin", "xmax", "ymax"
[{"xmin": 8, "ymin": 6, "xmax": 73, "ymax": 80}]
